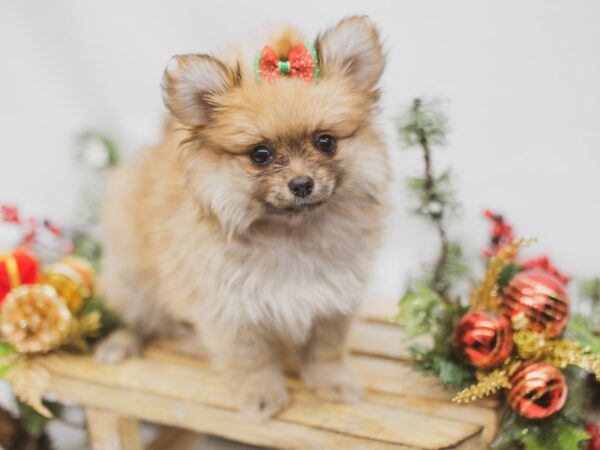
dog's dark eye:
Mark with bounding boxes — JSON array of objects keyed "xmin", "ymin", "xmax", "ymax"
[
  {"xmin": 315, "ymin": 134, "xmax": 337, "ymax": 154},
  {"xmin": 250, "ymin": 145, "xmax": 273, "ymax": 165}
]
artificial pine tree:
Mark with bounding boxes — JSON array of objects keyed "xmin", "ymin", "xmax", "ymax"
[{"xmin": 394, "ymin": 99, "xmax": 473, "ymax": 388}]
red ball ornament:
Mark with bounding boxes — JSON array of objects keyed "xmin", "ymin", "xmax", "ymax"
[
  {"xmin": 508, "ymin": 361, "xmax": 567, "ymax": 419},
  {"xmin": 453, "ymin": 310, "xmax": 514, "ymax": 369},
  {"xmin": 0, "ymin": 249, "xmax": 39, "ymax": 304},
  {"xmin": 501, "ymin": 270, "xmax": 569, "ymax": 337}
]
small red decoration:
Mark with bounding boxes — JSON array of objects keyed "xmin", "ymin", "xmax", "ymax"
[
  {"xmin": 1, "ymin": 205, "xmax": 20, "ymax": 223},
  {"xmin": 508, "ymin": 361, "xmax": 567, "ymax": 419},
  {"xmin": 521, "ymin": 256, "xmax": 570, "ymax": 285},
  {"xmin": 0, "ymin": 203, "xmax": 73, "ymax": 254},
  {"xmin": 501, "ymin": 269, "xmax": 569, "ymax": 337},
  {"xmin": 0, "ymin": 249, "xmax": 39, "ymax": 303},
  {"xmin": 483, "ymin": 210, "xmax": 514, "ymax": 258},
  {"xmin": 453, "ymin": 310, "xmax": 514, "ymax": 369},
  {"xmin": 586, "ymin": 422, "xmax": 600, "ymax": 450}
]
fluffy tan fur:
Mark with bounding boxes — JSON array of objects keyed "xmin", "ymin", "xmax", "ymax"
[{"xmin": 96, "ymin": 16, "xmax": 390, "ymax": 419}]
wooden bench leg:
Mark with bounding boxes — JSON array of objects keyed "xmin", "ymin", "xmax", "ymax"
[
  {"xmin": 86, "ymin": 408, "xmax": 143, "ymax": 450},
  {"xmin": 148, "ymin": 427, "xmax": 206, "ymax": 450}
]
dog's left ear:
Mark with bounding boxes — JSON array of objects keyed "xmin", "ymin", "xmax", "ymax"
[
  {"xmin": 162, "ymin": 54, "xmax": 235, "ymax": 127},
  {"xmin": 317, "ymin": 16, "xmax": 384, "ymax": 91}
]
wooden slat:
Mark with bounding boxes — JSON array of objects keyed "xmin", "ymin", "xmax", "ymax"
[
  {"xmin": 349, "ymin": 321, "xmax": 409, "ymax": 359},
  {"xmin": 153, "ymin": 319, "xmax": 417, "ymax": 362},
  {"xmin": 350, "ymin": 355, "xmax": 452, "ymax": 400},
  {"xmin": 348, "ymin": 355, "xmax": 498, "ymax": 409},
  {"xmin": 368, "ymin": 393, "xmax": 499, "ymax": 444},
  {"xmin": 360, "ymin": 301, "xmax": 399, "ymax": 323},
  {"xmin": 46, "ymin": 355, "xmax": 483, "ymax": 450},
  {"xmin": 282, "ymin": 390, "xmax": 482, "ymax": 450},
  {"xmin": 349, "ymin": 321, "xmax": 433, "ymax": 360}
]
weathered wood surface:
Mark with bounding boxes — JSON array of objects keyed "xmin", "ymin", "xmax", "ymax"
[{"xmin": 43, "ymin": 302, "xmax": 499, "ymax": 449}]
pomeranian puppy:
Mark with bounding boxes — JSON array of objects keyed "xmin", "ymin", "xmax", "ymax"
[{"xmin": 96, "ymin": 16, "xmax": 390, "ymax": 419}]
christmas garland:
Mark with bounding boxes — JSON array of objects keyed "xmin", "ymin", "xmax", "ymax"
[
  {"xmin": 0, "ymin": 132, "xmax": 119, "ymax": 447},
  {"xmin": 0, "ymin": 248, "xmax": 116, "ymax": 417},
  {"xmin": 394, "ymin": 99, "xmax": 600, "ymax": 450}
]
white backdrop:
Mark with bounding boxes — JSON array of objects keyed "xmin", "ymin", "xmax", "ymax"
[{"xmin": 1, "ymin": 1, "xmax": 599, "ymax": 303}]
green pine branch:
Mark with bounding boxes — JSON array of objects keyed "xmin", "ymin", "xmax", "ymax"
[
  {"xmin": 578, "ymin": 277, "xmax": 600, "ymax": 331},
  {"xmin": 579, "ymin": 277, "xmax": 600, "ymax": 304},
  {"xmin": 76, "ymin": 130, "xmax": 121, "ymax": 168},
  {"xmin": 398, "ymin": 99, "xmax": 461, "ymax": 301}
]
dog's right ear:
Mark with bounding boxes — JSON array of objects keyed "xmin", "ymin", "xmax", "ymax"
[
  {"xmin": 317, "ymin": 16, "xmax": 384, "ymax": 92},
  {"xmin": 162, "ymin": 55, "xmax": 234, "ymax": 127}
]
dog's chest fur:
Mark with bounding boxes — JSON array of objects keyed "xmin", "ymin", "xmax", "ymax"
[{"xmin": 164, "ymin": 198, "xmax": 380, "ymax": 345}]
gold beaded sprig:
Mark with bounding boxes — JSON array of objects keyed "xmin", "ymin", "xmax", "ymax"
[
  {"xmin": 514, "ymin": 330, "xmax": 600, "ymax": 380},
  {"xmin": 5, "ymin": 356, "xmax": 55, "ymax": 417},
  {"xmin": 453, "ymin": 360, "xmax": 522, "ymax": 403},
  {"xmin": 545, "ymin": 340, "xmax": 600, "ymax": 380},
  {"xmin": 63, "ymin": 311, "xmax": 101, "ymax": 351},
  {"xmin": 470, "ymin": 238, "xmax": 534, "ymax": 311}
]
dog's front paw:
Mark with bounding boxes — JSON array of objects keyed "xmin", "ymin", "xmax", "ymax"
[
  {"xmin": 95, "ymin": 329, "xmax": 141, "ymax": 364},
  {"xmin": 236, "ymin": 370, "xmax": 290, "ymax": 421},
  {"xmin": 302, "ymin": 362, "xmax": 362, "ymax": 403}
]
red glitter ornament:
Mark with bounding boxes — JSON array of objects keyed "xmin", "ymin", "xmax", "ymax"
[
  {"xmin": 508, "ymin": 361, "xmax": 567, "ymax": 419},
  {"xmin": 0, "ymin": 249, "xmax": 39, "ymax": 304},
  {"xmin": 501, "ymin": 270, "xmax": 569, "ymax": 337},
  {"xmin": 453, "ymin": 310, "xmax": 514, "ymax": 369}
]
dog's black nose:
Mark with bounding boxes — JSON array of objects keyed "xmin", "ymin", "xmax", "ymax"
[{"xmin": 288, "ymin": 176, "xmax": 314, "ymax": 198}]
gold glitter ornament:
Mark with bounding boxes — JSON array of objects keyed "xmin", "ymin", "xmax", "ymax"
[
  {"xmin": 0, "ymin": 284, "xmax": 71, "ymax": 353},
  {"xmin": 513, "ymin": 329, "xmax": 547, "ymax": 359},
  {"xmin": 41, "ymin": 256, "xmax": 94, "ymax": 313}
]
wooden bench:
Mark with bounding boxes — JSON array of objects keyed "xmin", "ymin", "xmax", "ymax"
[{"xmin": 43, "ymin": 303, "xmax": 500, "ymax": 450}]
